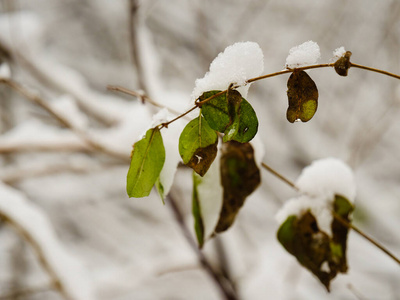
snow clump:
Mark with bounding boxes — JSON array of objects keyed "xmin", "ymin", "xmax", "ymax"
[
  {"xmin": 191, "ymin": 42, "xmax": 264, "ymax": 101},
  {"xmin": 285, "ymin": 40, "xmax": 321, "ymax": 69},
  {"xmin": 333, "ymin": 46, "xmax": 347, "ymax": 59},
  {"xmin": 275, "ymin": 157, "xmax": 356, "ymax": 236}
]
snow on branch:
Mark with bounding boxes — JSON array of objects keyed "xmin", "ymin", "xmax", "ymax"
[
  {"xmin": 191, "ymin": 41, "xmax": 264, "ymax": 100},
  {"xmin": 276, "ymin": 157, "xmax": 356, "ymax": 236},
  {"xmin": 0, "ymin": 182, "xmax": 95, "ymax": 300},
  {"xmin": 285, "ymin": 40, "xmax": 321, "ymax": 69}
]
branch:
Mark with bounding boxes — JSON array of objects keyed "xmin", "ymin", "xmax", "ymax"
[
  {"xmin": 260, "ymin": 161, "xmax": 400, "ymax": 266},
  {"xmin": 0, "ymin": 285, "xmax": 52, "ymax": 300},
  {"xmin": 129, "ymin": 0, "xmax": 149, "ymax": 93},
  {"xmin": 0, "ymin": 214, "xmax": 73, "ymax": 300},
  {"xmin": 110, "ymin": 60, "xmax": 400, "ymax": 131},
  {"xmin": 332, "ymin": 212, "xmax": 400, "ymax": 265},
  {"xmin": 167, "ymin": 194, "xmax": 239, "ymax": 300},
  {"xmin": 0, "ymin": 78, "xmax": 129, "ymax": 162},
  {"xmin": 350, "ymin": 62, "xmax": 400, "ymax": 80}
]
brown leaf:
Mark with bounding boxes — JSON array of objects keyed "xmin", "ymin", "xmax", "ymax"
[
  {"xmin": 286, "ymin": 70, "xmax": 319, "ymax": 123},
  {"xmin": 334, "ymin": 51, "xmax": 352, "ymax": 76},
  {"xmin": 215, "ymin": 141, "xmax": 261, "ymax": 233},
  {"xmin": 186, "ymin": 141, "xmax": 218, "ymax": 177}
]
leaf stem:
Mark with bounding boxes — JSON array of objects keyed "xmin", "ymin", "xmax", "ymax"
[{"xmin": 260, "ymin": 162, "xmax": 400, "ymax": 266}]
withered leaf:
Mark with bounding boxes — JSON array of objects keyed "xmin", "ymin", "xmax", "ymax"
[
  {"xmin": 186, "ymin": 142, "xmax": 218, "ymax": 176},
  {"xmin": 277, "ymin": 195, "xmax": 354, "ymax": 291},
  {"xmin": 286, "ymin": 70, "xmax": 318, "ymax": 123},
  {"xmin": 330, "ymin": 195, "xmax": 354, "ymax": 273},
  {"xmin": 215, "ymin": 141, "xmax": 261, "ymax": 233},
  {"xmin": 277, "ymin": 212, "xmax": 335, "ymax": 291},
  {"xmin": 192, "ymin": 172, "xmax": 205, "ymax": 248},
  {"xmin": 334, "ymin": 51, "xmax": 352, "ymax": 76}
]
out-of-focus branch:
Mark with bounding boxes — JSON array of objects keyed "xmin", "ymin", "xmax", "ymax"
[
  {"xmin": 0, "ymin": 162, "xmax": 107, "ymax": 184},
  {"xmin": 167, "ymin": 194, "xmax": 239, "ymax": 300},
  {"xmin": 0, "ymin": 214, "xmax": 73, "ymax": 300},
  {"xmin": 0, "ymin": 285, "xmax": 52, "ymax": 300},
  {"xmin": 0, "ymin": 39, "xmax": 118, "ymax": 126},
  {"xmin": 129, "ymin": 0, "xmax": 149, "ymax": 93},
  {"xmin": 0, "ymin": 78, "xmax": 129, "ymax": 162},
  {"xmin": 0, "ymin": 142, "xmax": 90, "ymax": 154}
]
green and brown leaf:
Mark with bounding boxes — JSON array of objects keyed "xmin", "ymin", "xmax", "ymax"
[
  {"xmin": 277, "ymin": 195, "xmax": 354, "ymax": 291},
  {"xmin": 215, "ymin": 141, "xmax": 261, "ymax": 233},
  {"xmin": 286, "ymin": 70, "xmax": 318, "ymax": 123},
  {"xmin": 179, "ymin": 116, "xmax": 218, "ymax": 176}
]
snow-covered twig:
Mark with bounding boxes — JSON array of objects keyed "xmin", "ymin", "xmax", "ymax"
[
  {"xmin": 0, "ymin": 78, "xmax": 129, "ymax": 162},
  {"xmin": 0, "ymin": 183, "xmax": 95, "ymax": 300},
  {"xmin": 261, "ymin": 161, "xmax": 400, "ymax": 266}
]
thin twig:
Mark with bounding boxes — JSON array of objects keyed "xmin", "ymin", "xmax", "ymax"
[
  {"xmin": 107, "ymin": 85, "xmax": 162, "ymax": 108},
  {"xmin": 350, "ymin": 63, "xmax": 400, "ymax": 80},
  {"xmin": 167, "ymin": 195, "xmax": 238, "ymax": 300},
  {"xmin": 260, "ymin": 162, "xmax": 400, "ymax": 266},
  {"xmin": 0, "ymin": 214, "xmax": 73, "ymax": 300},
  {"xmin": 159, "ymin": 106, "xmax": 198, "ymax": 129},
  {"xmin": 107, "ymin": 85, "xmax": 183, "ymax": 116},
  {"xmin": 261, "ymin": 162, "xmax": 298, "ymax": 191},
  {"xmin": 0, "ymin": 78, "xmax": 129, "ymax": 162},
  {"xmin": 333, "ymin": 212, "xmax": 400, "ymax": 265},
  {"xmin": 247, "ymin": 63, "xmax": 334, "ymax": 83}
]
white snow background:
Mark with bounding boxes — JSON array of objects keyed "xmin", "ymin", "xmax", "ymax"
[{"xmin": 0, "ymin": 1, "xmax": 399, "ymax": 300}]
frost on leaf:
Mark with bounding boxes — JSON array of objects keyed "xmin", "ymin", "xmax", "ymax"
[
  {"xmin": 286, "ymin": 70, "xmax": 318, "ymax": 123},
  {"xmin": 200, "ymin": 90, "xmax": 258, "ymax": 142},
  {"xmin": 179, "ymin": 116, "xmax": 218, "ymax": 176},
  {"xmin": 126, "ymin": 128, "xmax": 165, "ymax": 198},
  {"xmin": 334, "ymin": 50, "xmax": 352, "ymax": 76},
  {"xmin": 215, "ymin": 141, "xmax": 261, "ymax": 233}
]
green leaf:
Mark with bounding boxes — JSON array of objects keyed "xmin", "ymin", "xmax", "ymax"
[
  {"xmin": 192, "ymin": 171, "xmax": 204, "ymax": 248},
  {"xmin": 179, "ymin": 116, "xmax": 218, "ymax": 176},
  {"xmin": 126, "ymin": 128, "xmax": 165, "ymax": 198},
  {"xmin": 277, "ymin": 215, "xmax": 297, "ymax": 254},
  {"xmin": 201, "ymin": 90, "xmax": 258, "ymax": 143},
  {"xmin": 155, "ymin": 178, "xmax": 165, "ymax": 205},
  {"xmin": 334, "ymin": 51, "xmax": 352, "ymax": 76},
  {"xmin": 200, "ymin": 91, "xmax": 230, "ymax": 132},
  {"xmin": 286, "ymin": 70, "xmax": 318, "ymax": 123},
  {"xmin": 215, "ymin": 141, "xmax": 261, "ymax": 233},
  {"xmin": 223, "ymin": 97, "xmax": 258, "ymax": 143}
]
